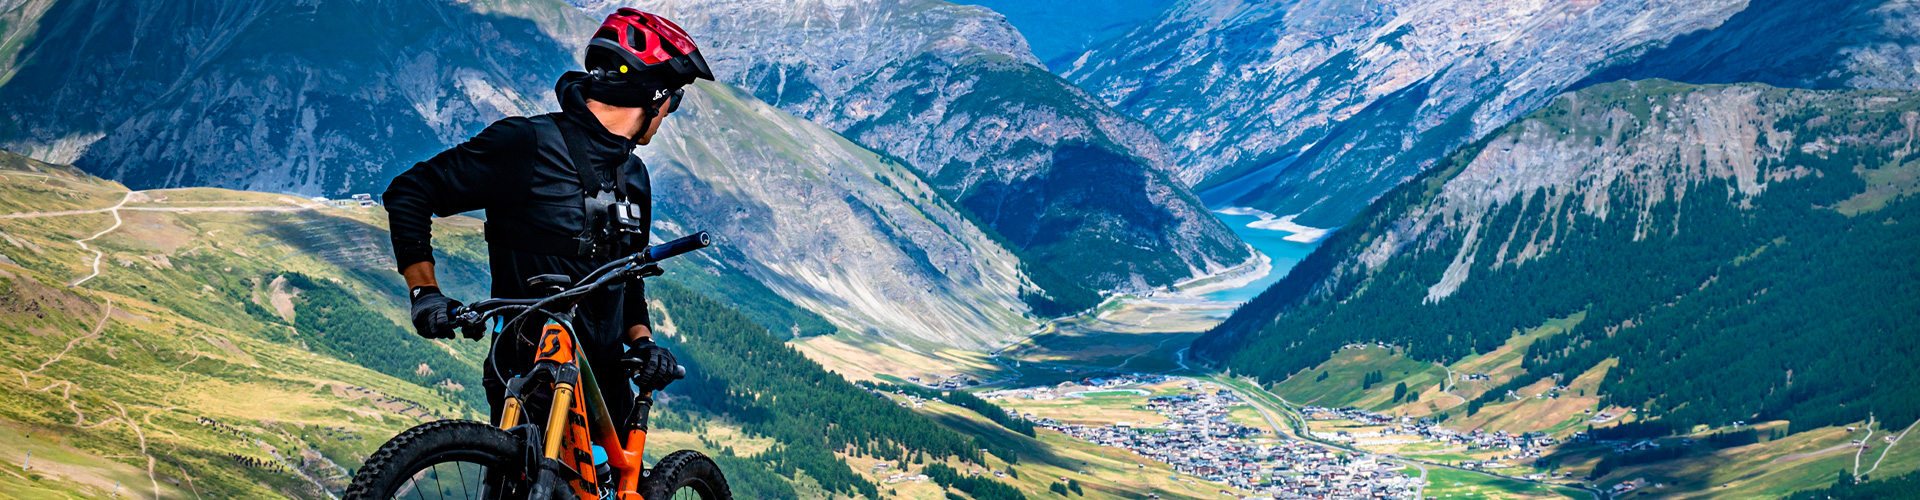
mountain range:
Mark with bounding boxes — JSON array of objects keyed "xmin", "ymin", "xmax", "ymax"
[
  {"xmin": 0, "ymin": 0, "xmax": 1262, "ymax": 351},
  {"xmin": 1063, "ymin": 0, "xmax": 1920, "ymax": 229},
  {"xmin": 1199, "ymin": 78, "xmax": 1920, "ymax": 456},
  {"xmin": 3, "ymin": 0, "xmax": 1920, "ymax": 497},
  {"xmin": 612, "ymin": 0, "xmax": 1250, "ymax": 293}
]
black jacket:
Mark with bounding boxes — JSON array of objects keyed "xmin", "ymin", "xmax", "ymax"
[{"xmin": 383, "ymin": 72, "xmax": 651, "ymax": 348}]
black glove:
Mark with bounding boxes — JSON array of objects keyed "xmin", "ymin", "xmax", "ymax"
[
  {"xmin": 408, "ymin": 286, "xmax": 463, "ymax": 339},
  {"xmin": 621, "ymin": 337, "xmax": 679, "ymax": 392}
]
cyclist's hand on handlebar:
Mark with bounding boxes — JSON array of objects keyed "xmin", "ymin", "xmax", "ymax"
[
  {"xmin": 622, "ymin": 336, "xmax": 679, "ymax": 392},
  {"xmin": 408, "ymin": 286, "xmax": 463, "ymax": 340},
  {"xmin": 457, "ymin": 314, "xmax": 486, "ymax": 341}
]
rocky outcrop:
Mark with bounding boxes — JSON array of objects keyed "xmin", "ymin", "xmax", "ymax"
[
  {"xmin": 1576, "ymin": 0, "xmax": 1920, "ymax": 91},
  {"xmin": 1069, "ymin": 0, "xmax": 1920, "ymax": 229},
  {"xmin": 608, "ymin": 0, "xmax": 1249, "ymax": 291}
]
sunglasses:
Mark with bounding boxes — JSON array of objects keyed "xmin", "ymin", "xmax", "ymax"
[{"xmin": 662, "ymin": 87, "xmax": 684, "ymax": 114}]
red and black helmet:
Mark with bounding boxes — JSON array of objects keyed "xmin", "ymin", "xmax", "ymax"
[{"xmin": 585, "ymin": 8, "xmax": 714, "ymax": 87}]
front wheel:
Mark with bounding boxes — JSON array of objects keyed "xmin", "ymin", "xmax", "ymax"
[
  {"xmin": 345, "ymin": 420, "xmax": 540, "ymax": 500},
  {"xmin": 640, "ymin": 450, "xmax": 732, "ymax": 500}
]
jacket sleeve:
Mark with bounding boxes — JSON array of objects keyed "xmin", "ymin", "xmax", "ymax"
[{"xmin": 383, "ymin": 118, "xmax": 535, "ymax": 272}]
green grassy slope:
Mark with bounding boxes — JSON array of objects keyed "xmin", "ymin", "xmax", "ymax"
[{"xmin": 0, "ymin": 154, "xmax": 479, "ymax": 499}]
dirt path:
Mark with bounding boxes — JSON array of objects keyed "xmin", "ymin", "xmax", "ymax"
[
  {"xmin": 80, "ymin": 401, "xmax": 161, "ymax": 500},
  {"xmin": 1774, "ymin": 442, "xmax": 1860, "ymax": 464},
  {"xmin": 13, "ymin": 299, "xmax": 161, "ymax": 497},
  {"xmin": 28, "ymin": 299, "xmax": 114, "ymax": 376},
  {"xmin": 1865, "ymin": 419, "xmax": 1915, "ymax": 476},
  {"xmin": 20, "ymin": 299, "xmax": 116, "ymax": 425},
  {"xmin": 0, "ymin": 186, "xmax": 317, "ymax": 287},
  {"xmin": 66, "ymin": 192, "xmax": 131, "ymax": 287},
  {"xmin": 1855, "ymin": 415, "xmax": 1877, "ymax": 475},
  {"xmin": 1439, "ymin": 365, "xmax": 1467, "ymax": 409}
]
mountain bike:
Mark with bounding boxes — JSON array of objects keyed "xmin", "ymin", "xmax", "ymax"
[{"xmin": 344, "ymin": 232, "xmax": 729, "ymax": 500}]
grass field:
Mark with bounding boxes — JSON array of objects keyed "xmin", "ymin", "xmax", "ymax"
[
  {"xmin": 1269, "ymin": 345, "xmax": 1446, "ymax": 411},
  {"xmin": 1420, "ymin": 467, "xmax": 1589, "ymax": 499}
]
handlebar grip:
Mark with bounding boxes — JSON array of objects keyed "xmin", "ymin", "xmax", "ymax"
[
  {"xmin": 671, "ymin": 364, "xmax": 686, "ymax": 380},
  {"xmin": 646, "ymin": 232, "xmax": 711, "ymax": 263}
]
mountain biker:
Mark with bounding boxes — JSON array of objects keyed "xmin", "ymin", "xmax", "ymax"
[{"xmin": 382, "ymin": 8, "xmax": 714, "ymax": 428}]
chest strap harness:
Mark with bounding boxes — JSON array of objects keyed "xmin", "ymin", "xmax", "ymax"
[{"xmin": 515, "ymin": 116, "xmax": 645, "ymax": 259}]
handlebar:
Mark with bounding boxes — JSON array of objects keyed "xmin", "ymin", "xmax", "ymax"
[
  {"xmin": 647, "ymin": 232, "xmax": 711, "ymax": 264},
  {"xmin": 450, "ymin": 231, "xmax": 711, "ymax": 331}
]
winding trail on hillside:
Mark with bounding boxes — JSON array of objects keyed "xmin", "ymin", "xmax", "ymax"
[
  {"xmin": 80, "ymin": 401, "xmax": 161, "ymax": 500},
  {"xmin": 1855, "ymin": 415, "xmax": 1877, "ymax": 476},
  {"xmin": 0, "ymin": 186, "xmax": 318, "ymax": 287},
  {"xmin": 1439, "ymin": 365, "xmax": 1467, "ymax": 408},
  {"xmin": 19, "ymin": 298, "xmax": 116, "ymax": 426},
  {"xmin": 12, "ymin": 299, "xmax": 160, "ymax": 496},
  {"xmin": 66, "ymin": 192, "xmax": 130, "ymax": 287},
  {"xmin": 29, "ymin": 299, "xmax": 114, "ymax": 376},
  {"xmin": 1865, "ymin": 419, "xmax": 1914, "ymax": 477}
]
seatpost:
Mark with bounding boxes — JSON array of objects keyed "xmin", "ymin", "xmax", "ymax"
[{"xmin": 626, "ymin": 393, "xmax": 653, "ymax": 435}]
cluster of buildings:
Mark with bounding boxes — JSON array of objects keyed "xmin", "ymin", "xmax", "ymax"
[
  {"xmin": 313, "ymin": 193, "xmax": 377, "ymax": 209},
  {"xmin": 904, "ymin": 373, "xmax": 981, "ymax": 390},
  {"xmin": 978, "ymin": 374, "xmax": 1171, "ymax": 401},
  {"xmin": 1007, "ymin": 383, "xmax": 1422, "ymax": 499},
  {"xmin": 1301, "ymin": 406, "xmax": 1557, "ymax": 463}
]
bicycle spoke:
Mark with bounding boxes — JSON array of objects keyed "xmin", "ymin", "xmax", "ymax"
[
  {"xmin": 431, "ymin": 463, "xmax": 445, "ymax": 500},
  {"xmin": 455, "ymin": 461, "xmax": 470, "ymax": 499}
]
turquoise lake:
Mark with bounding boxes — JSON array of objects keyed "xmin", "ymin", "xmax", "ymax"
[{"xmin": 1202, "ymin": 212, "xmax": 1323, "ymax": 303}]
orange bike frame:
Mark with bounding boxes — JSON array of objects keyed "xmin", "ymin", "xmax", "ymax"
[{"xmin": 497, "ymin": 323, "xmax": 652, "ymax": 500}]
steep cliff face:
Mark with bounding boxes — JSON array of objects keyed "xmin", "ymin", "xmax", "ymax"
[
  {"xmin": 1070, "ymin": 0, "xmax": 1919, "ymax": 228},
  {"xmin": 1200, "ymin": 80, "xmax": 1920, "ymax": 433},
  {"xmin": 646, "ymin": 82, "xmax": 1035, "ymax": 349},
  {"xmin": 1577, "ymin": 0, "xmax": 1920, "ymax": 91},
  {"xmin": 605, "ymin": 0, "xmax": 1249, "ymax": 292},
  {"xmin": 0, "ymin": 0, "xmax": 595, "ymax": 196}
]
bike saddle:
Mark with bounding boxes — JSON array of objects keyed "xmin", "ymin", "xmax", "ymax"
[{"xmin": 527, "ymin": 274, "xmax": 572, "ymax": 295}]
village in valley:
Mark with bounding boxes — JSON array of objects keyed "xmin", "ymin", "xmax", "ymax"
[
  {"xmin": 847, "ymin": 365, "xmax": 1610, "ymax": 500},
  {"xmin": 999, "ymin": 379, "xmax": 1425, "ymax": 499}
]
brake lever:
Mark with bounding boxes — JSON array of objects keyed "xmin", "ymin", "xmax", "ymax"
[
  {"xmin": 453, "ymin": 307, "xmax": 487, "ymax": 340},
  {"xmin": 636, "ymin": 263, "xmax": 664, "ymax": 278}
]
